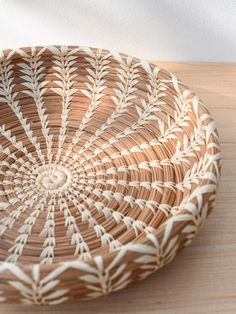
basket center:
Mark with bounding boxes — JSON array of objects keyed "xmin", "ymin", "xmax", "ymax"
[{"xmin": 35, "ymin": 164, "xmax": 73, "ymax": 192}]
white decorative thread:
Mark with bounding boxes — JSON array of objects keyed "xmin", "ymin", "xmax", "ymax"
[
  {"xmin": 0, "ymin": 263, "xmax": 69, "ymax": 305},
  {"xmin": 49, "ymin": 45, "xmax": 80, "ymax": 162},
  {"xmin": 63, "ymin": 48, "xmax": 110, "ymax": 164},
  {"xmin": 39, "ymin": 195, "xmax": 56, "ymax": 264},
  {"xmin": 6, "ymin": 196, "xmax": 46, "ymax": 263},
  {"xmin": 18, "ymin": 47, "xmax": 53, "ymax": 163},
  {"xmin": 58, "ymin": 194, "xmax": 91, "ymax": 260},
  {"xmin": 0, "ymin": 50, "xmax": 45, "ymax": 163}
]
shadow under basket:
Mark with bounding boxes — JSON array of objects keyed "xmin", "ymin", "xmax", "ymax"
[{"xmin": 0, "ymin": 45, "xmax": 221, "ymax": 305}]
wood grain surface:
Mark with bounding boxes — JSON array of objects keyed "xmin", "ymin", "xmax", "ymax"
[{"xmin": 1, "ymin": 62, "xmax": 235, "ymax": 314}]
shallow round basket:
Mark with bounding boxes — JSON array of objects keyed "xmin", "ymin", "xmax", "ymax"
[{"xmin": 0, "ymin": 46, "xmax": 220, "ymax": 305}]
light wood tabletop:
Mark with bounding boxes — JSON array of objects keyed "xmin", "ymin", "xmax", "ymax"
[{"xmin": 1, "ymin": 62, "xmax": 235, "ymax": 314}]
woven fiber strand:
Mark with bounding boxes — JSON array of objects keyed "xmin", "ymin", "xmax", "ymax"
[{"xmin": 0, "ymin": 46, "xmax": 220, "ymax": 305}]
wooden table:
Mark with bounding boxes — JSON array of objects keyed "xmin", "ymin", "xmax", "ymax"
[{"xmin": 1, "ymin": 62, "xmax": 236, "ymax": 313}]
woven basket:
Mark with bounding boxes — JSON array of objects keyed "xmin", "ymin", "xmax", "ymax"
[{"xmin": 0, "ymin": 46, "xmax": 220, "ymax": 305}]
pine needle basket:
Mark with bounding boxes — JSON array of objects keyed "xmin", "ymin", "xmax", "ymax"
[{"xmin": 0, "ymin": 46, "xmax": 221, "ymax": 305}]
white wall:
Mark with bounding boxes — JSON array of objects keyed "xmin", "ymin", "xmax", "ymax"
[{"xmin": 0, "ymin": 0, "xmax": 236, "ymax": 62}]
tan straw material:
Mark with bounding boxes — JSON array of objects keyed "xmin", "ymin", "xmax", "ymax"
[{"xmin": 0, "ymin": 46, "xmax": 221, "ymax": 304}]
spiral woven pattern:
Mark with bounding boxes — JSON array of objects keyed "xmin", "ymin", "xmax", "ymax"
[{"xmin": 0, "ymin": 46, "xmax": 220, "ymax": 304}]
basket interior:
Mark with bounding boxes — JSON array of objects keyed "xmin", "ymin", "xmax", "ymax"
[{"xmin": 0, "ymin": 46, "xmax": 211, "ymax": 265}]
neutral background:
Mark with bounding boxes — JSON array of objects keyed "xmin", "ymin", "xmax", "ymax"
[
  {"xmin": 0, "ymin": 0, "xmax": 236, "ymax": 62},
  {"xmin": 0, "ymin": 1, "xmax": 236, "ymax": 313}
]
